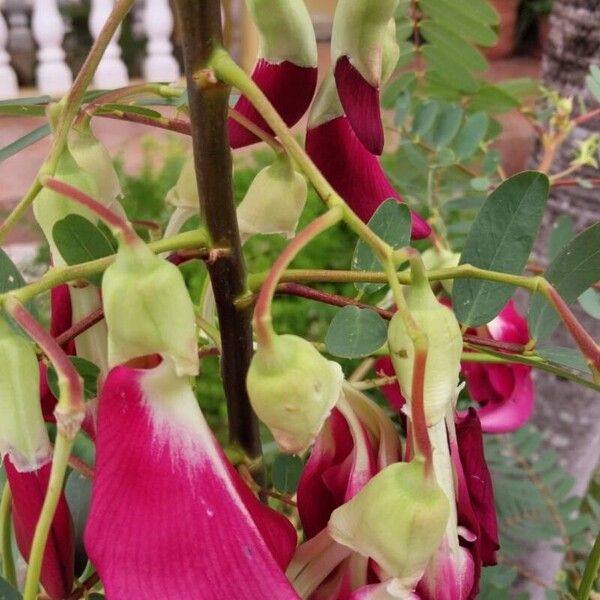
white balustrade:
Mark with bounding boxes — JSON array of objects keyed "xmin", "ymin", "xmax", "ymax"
[
  {"xmin": 89, "ymin": 0, "xmax": 128, "ymax": 88},
  {"xmin": 0, "ymin": 8, "xmax": 17, "ymax": 98},
  {"xmin": 142, "ymin": 0, "xmax": 179, "ymax": 82},
  {"xmin": 31, "ymin": 0, "xmax": 72, "ymax": 95}
]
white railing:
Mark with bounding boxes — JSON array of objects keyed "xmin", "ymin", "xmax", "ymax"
[{"xmin": 0, "ymin": 0, "xmax": 194, "ymax": 99}]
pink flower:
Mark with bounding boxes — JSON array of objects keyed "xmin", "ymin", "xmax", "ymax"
[
  {"xmin": 462, "ymin": 300, "xmax": 534, "ymax": 433},
  {"xmin": 4, "ymin": 458, "xmax": 74, "ymax": 599},
  {"xmin": 50, "ymin": 284, "xmax": 75, "ymax": 355},
  {"xmin": 305, "ymin": 115, "xmax": 431, "ymax": 239},
  {"xmin": 229, "ymin": 60, "xmax": 317, "ymax": 148},
  {"xmin": 85, "ymin": 359, "xmax": 299, "ymax": 599}
]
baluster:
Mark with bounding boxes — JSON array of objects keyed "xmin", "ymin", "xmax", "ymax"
[
  {"xmin": 0, "ymin": 8, "xmax": 18, "ymax": 98},
  {"xmin": 89, "ymin": 0, "xmax": 128, "ymax": 88},
  {"xmin": 142, "ymin": 0, "xmax": 179, "ymax": 82},
  {"xmin": 31, "ymin": 0, "xmax": 72, "ymax": 95}
]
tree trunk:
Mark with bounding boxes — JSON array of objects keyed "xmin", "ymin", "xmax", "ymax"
[{"xmin": 519, "ymin": 1, "xmax": 600, "ymax": 596}]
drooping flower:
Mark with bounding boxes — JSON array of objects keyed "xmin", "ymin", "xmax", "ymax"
[
  {"xmin": 305, "ymin": 76, "xmax": 431, "ymax": 239},
  {"xmin": 331, "ymin": 0, "xmax": 399, "ymax": 154},
  {"xmin": 228, "ymin": 0, "xmax": 318, "ymax": 148},
  {"xmin": 0, "ymin": 316, "xmax": 74, "ymax": 599},
  {"xmin": 290, "ymin": 385, "xmax": 402, "ymax": 597},
  {"xmin": 461, "ymin": 300, "xmax": 534, "ymax": 433},
  {"xmin": 85, "ymin": 358, "xmax": 300, "ymax": 599}
]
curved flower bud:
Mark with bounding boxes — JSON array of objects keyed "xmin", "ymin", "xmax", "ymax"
[
  {"xmin": 0, "ymin": 319, "xmax": 75, "ymax": 599},
  {"xmin": 68, "ymin": 122, "xmax": 125, "ymax": 217},
  {"xmin": 331, "ymin": 0, "xmax": 399, "ymax": 154},
  {"xmin": 306, "ymin": 76, "xmax": 431, "ymax": 239},
  {"xmin": 85, "ymin": 358, "xmax": 299, "ymax": 599},
  {"xmin": 461, "ymin": 301, "xmax": 533, "ymax": 433},
  {"xmin": 421, "ymin": 247, "xmax": 460, "ymax": 294},
  {"xmin": 237, "ymin": 153, "xmax": 307, "ymax": 241},
  {"xmin": 328, "ymin": 460, "xmax": 449, "ymax": 590},
  {"xmin": 228, "ymin": 0, "xmax": 318, "ymax": 148},
  {"xmin": 33, "ymin": 149, "xmax": 97, "ymax": 263},
  {"xmin": 388, "ymin": 278, "xmax": 462, "ymax": 427},
  {"xmin": 247, "ymin": 334, "xmax": 343, "ymax": 454},
  {"xmin": 102, "ymin": 239, "xmax": 198, "ymax": 375},
  {"xmin": 0, "ymin": 317, "xmax": 51, "ymax": 471}
]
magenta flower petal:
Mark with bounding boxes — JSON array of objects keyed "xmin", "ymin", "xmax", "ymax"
[
  {"xmin": 487, "ymin": 300, "xmax": 529, "ymax": 345},
  {"xmin": 229, "ymin": 59, "xmax": 317, "ymax": 148},
  {"xmin": 50, "ymin": 284, "xmax": 75, "ymax": 355},
  {"xmin": 4, "ymin": 457, "xmax": 74, "ymax": 599},
  {"xmin": 334, "ymin": 56, "xmax": 384, "ymax": 155},
  {"xmin": 476, "ymin": 365, "xmax": 534, "ymax": 433},
  {"xmin": 85, "ymin": 361, "xmax": 298, "ymax": 599},
  {"xmin": 454, "ymin": 410, "xmax": 499, "ymax": 567},
  {"xmin": 375, "ymin": 356, "xmax": 406, "ymax": 414},
  {"xmin": 305, "ymin": 116, "xmax": 431, "ymax": 238},
  {"xmin": 417, "ymin": 537, "xmax": 475, "ymax": 600}
]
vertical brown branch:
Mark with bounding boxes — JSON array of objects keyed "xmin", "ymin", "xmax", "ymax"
[{"xmin": 173, "ymin": 0, "xmax": 262, "ymax": 463}]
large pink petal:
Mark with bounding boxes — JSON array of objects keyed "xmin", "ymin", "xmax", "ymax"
[
  {"xmin": 85, "ymin": 362, "xmax": 298, "ymax": 599},
  {"xmin": 487, "ymin": 300, "xmax": 529, "ymax": 345},
  {"xmin": 305, "ymin": 116, "xmax": 431, "ymax": 239},
  {"xmin": 229, "ymin": 59, "xmax": 317, "ymax": 148},
  {"xmin": 418, "ymin": 536, "xmax": 475, "ymax": 600},
  {"xmin": 4, "ymin": 458, "xmax": 74, "ymax": 599},
  {"xmin": 334, "ymin": 56, "xmax": 384, "ymax": 155},
  {"xmin": 477, "ymin": 367, "xmax": 534, "ymax": 434}
]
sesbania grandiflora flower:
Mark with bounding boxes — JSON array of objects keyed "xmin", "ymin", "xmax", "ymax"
[{"xmin": 228, "ymin": 0, "xmax": 317, "ymax": 148}]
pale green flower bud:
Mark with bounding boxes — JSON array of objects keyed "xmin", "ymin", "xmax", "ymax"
[
  {"xmin": 0, "ymin": 317, "xmax": 51, "ymax": 472},
  {"xmin": 237, "ymin": 153, "xmax": 307, "ymax": 241},
  {"xmin": 68, "ymin": 122, "xmax": 125, "ymax": 217},
  {"xmin": 247, "ymin": 334, "xmax": 343, "ymax": 454},
  {"xmin": 307, "ymin": 74, "xmax": 344, "ymax": 129},
  {"xmin": 33, "ymin": 148, "xmax": 97, "ymax": 263},
  {"xmin": 247, "ymin": 0, "xmax": 318, "ymax": 67},
  {"xmin": 331, "ymin": 0, "xmax": 399, "ymax": 87},
  {"xmin": 388, "ymin": 276, "xmax": 462, "ymax": 427},
  {"xmin": 381, "ymin": 19, "xmax": 400, "ymax": 85},
  {"xmin": 328, "ymin": 460, "xmax": 449, "ymax": 587},
  {"xmin": 102, "ymin": 240, "xmax": 198, "ymax": 376},
  {"xmin": 420, "ymin": 247, "xmax": 460, "ymax": 294}
]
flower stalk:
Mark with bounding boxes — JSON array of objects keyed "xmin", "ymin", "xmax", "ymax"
[{"xmin": 0, "ymin": 484, "xmax": 16, "ymax": 586}]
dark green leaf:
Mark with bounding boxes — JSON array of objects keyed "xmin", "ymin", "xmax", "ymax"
[
  {"xmin": 422, "ymin": 46, "xmax": 479, "ymax": 94},
  {"xmin": 0, "ymin": 124, "xmax": 51, "ymax": 163},
  {"xmin": 412, "ymin": 101, "xmax": 439, "ymax": 137},
  {"xmin": 65, "ymin": 469, "xmax": 92, "ymax": 575},
  {"xmin": 0, "ymin": 248, "xmax": 27, "ymax": 295},
  {"xmin": 469, "ymin": 84, "xmax": 520, "ymax": 114},
  {"xmin": 529, "ymin": 223, "xmax": 600, "ymax": 341},
  {"xmin": 443, "ymin": 195, "xmax": 486, "ymax": 213},
  {"xmin": 52, "ymin": 215, "xmax": 116, "ymax": 286},
  {"xmin": 453, "ymin": 172, "xmax": 549, "ymax": 326},
  {"xmin": 536, "ymin": 347, "xmax": 591, "ymax": 374},
  {"xmin": 548, "ymin": 215, "xmax": 573, "ymax": 261},
  {"xmin": 271, "ymin": 454, "xmax": 303, "ymax": 494},
  {"xmin": 394, "ymin": 92, "xmax": 412, "ymax": 127},
  {"xmin": 351, "ymin": 200, "xmax": 411, "ymax": 293},
  {"xmin": 383, "ymin": 74, "xmax": 416, "ymax": 109},
  {"xmin": 0, "ymin": 577, "xmax": 21, "ymax": 600},
  {"xmin": 47, "ymin": 357, "xmax": 100, "ymax": 401},
  {"xmin": 0, "ymin": 105, "xmax": 46, "ymax": 117},
  {"xmin": 453, "ymin": 112, "xmax": 489, "ymax": 159},
  {"xmin": 0, "ymin": 95, "xmax": 50, "ymax": 106},
  {"xmin": 425, "ymin": 103, "xmax": 464, "ymax": 148},
  {"xmin": 420, "ymin": 20, "xmax": 488, "ymax": 72},
  {"xmin": 419, "ymin": 0, "xmax": 498, "ymax": 45},
  {"xmin": 325, "ymin": 306, "xmax": 388, "ymax": 359},
  {"xmin": 578, "ymin": 288, "xmax": 600, "ymax": 319},
  {"xmin": 97, "ymin": 103, "xmax": 162, "ymax": 119}
]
